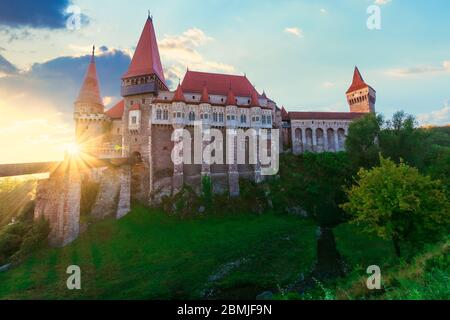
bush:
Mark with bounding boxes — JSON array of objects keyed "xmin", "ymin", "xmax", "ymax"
[{"xmin": 0, "ymin": 218, "xmax": 49, "ymax": 265}]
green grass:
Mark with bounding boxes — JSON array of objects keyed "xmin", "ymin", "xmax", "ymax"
[{"xmin": 0, "ymin": 206, "xmax": 317, "ymax": 300}]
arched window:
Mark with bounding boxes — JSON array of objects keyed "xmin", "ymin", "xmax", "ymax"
[
  {"xmin": 240, "ymin": 114, "xmax": 246, "ymax": 124},
  {"xmin": 156, "ymin": 109, "xmax": 162, "ymax": 120}
]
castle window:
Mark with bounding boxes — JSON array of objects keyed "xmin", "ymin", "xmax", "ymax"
[
  {"xmin": 177, "ymin": 112, "xmax": 182, "ymax": 118},
  {"xmin": 131, "ymin": 116, "xmax": 137, "ymax": 124},
  {"xmin": 189, "ymin": 111, "xmax": 196, "ymax": 121},
  {"xmin": 219, "ymin": 113, "xmax": 224, "ymax": 122},
  {"xmin": 262, "ymin": 115, "xmax": 267, "ymax": 124},
  {"xmin": 156, "ymin": 109, "xmax": 162, "ymax": 120},
  {"xmin": 163, "ymin": 110, "xmax": 169, "ymax": 120},
  {"xmin": 192, "ymin": 96, "xmax": 196, "ymax": 100},
  {"xmin": 240, "ymin": 114, "xmax": 247, "ymax": 124},
  {"xmin": 268, "ymin": 116, "xmax": 272, "ymax": 124},
  {"xmin": 213, "ymin": 112, "xmax": 218, "ymax": 122}
]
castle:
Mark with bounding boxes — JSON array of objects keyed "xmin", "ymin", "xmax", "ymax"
[{"xmin": 74, "ymin": 15, "xmax": 376, "ymax": 205}]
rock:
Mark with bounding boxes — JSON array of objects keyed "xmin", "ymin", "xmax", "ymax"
[
  {"xmin": 0, "ymin": 264, "xmax": 11, "ymax": 273},
  {"xmin": 286, "ymin": 206, "xmax": 308, "ymax": 218},
  {"xmin": 256, "ymin": 291, "xmax": 274, "ymax": 300}
]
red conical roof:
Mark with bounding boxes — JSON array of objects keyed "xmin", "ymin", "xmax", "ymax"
[
  {"xmin": 122, "ymin": 17, "xmax": 166, "ymax": 84},
  {"xmin": 250, "ymin": 89, "xmax": 260, "ymax": 107},
  {"xmin": 173, "ymin": 83, "xmax": 185, "ymax": 102},
  {"xmin": 226, "ymin": 86, "xmax": 236, "ymax": 105},
  {"xmin": 200, "ymin": 84, "xmax": 209, "ymax": 103},
  {"xmin": 105, "ymin": 99, "xmax": 124, "ymax": 119},
  {"xmin": 76, "ymin": 47, "xmax": 103, "ymax": 107},
  {"xmin": 346, "ymin": 67, "xmax": 369, "ymax": 94}
]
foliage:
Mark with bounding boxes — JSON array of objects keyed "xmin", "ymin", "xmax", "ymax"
[
  {"xmin": 342, "ymin": 156, "xmax": 450, "ymax": 257},
  {"xmin": 345, "ymin": 113, "xmax": 383, "ymax": 169},
  {"xmin": 0, "ymin": 217, "xmax": 49, "ymax": 265},
  {"xmin": 201, "ymin": 175, "xmax": 213, "ymax": 212},
  {"xmin": 0, "ymin": 177, "xmax": 37, "ymax": 227},
  {"xmin": 80, "ymin": 177, "xmax": 100, "ymax": 216},
  {"xmin": 269, "ymin": 152, "xmax": 354, "ymax": 226}
]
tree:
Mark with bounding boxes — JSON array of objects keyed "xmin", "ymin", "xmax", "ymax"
[
  {"xmin": 345, "ymin": 113, "xmax": 383, "ymax": 169},
  {"xmin": 379, "ymin": 111, "xmax": 426, "ymax": 168},
  {"xmin": 342, "ymin": 156, "xmax": 450, "ymax": 257}
]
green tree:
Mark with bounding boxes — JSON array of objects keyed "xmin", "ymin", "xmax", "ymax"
[
  {"xmin": 379, "ymin": 111, "xmax": 426, "ymax": 168},
  {"xmin": 342, "ymin": 156, "xmax": 450, "ymax": 257},
  {"xmin": 345, "ymin": 113, "xmax": 383, "ymax": 169}
]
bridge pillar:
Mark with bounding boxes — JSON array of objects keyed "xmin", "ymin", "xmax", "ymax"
[
  {"xmin": 116, "ymin": 165, "xmax": 131, "ymax": 219},
  {"xmin": 34, "ymin": 161, "xmax": 81, "ymax": 247}
]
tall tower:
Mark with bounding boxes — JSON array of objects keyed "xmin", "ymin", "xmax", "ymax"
[
  {"xmin": 346, "ymin": 67, "xmax": 376, "ymax": 113},
  {"xmin": 121, "ymin": 15, "xmax": 168, "ymax": 98},
  {"xmin": 74, "ymin": 46, "xmax": 107, "ymax": 150}
]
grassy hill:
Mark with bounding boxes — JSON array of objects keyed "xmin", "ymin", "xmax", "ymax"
[
  {"xmin": 0, "ymin": 206, "xmax": 320, "ymax": 299},
  {"xmin": 1, "ymin": 205, "xmax": 447, "ymax": 300}
]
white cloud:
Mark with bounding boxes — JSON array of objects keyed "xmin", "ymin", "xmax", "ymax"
[
  {"xmin": 284, "ymin": 27, "xmax": 304, "ymax": 38},
  {"xmin": 159, "ymin": 28, "xmax": 235, "ymax": 87},
  {"xmin": 417, "ymin": 103, "xmax": 450, "ymax": 126},
  {"xmin": 322, "ymin": 81, "xmax": 335, "ymax": 88},
  {"xmin": 375, "ymin": 0, "xmax": 392, "ymax": 5},
  {"xmin": 385, "ymin": 60, "xmax": 450, "ymax": 78}
]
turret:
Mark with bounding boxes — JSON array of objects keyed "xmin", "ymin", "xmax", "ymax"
[
  {"xmin": 346, "ymin": 67, "xmax": 376, "ymax": 113},
  {"xmin": 74, "ymin": 46, "xmax": 107, "ymax": 148},
  {"xmin": 121, "ymin": 15, "xmax": 167, "ymax": 97}
]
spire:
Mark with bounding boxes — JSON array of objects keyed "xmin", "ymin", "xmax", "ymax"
[
  {"xmin": 76, "ymin": 47, "xmax": 103, "ymax": 107},
  {"xmin": 200, "ymin": 83, "xmax": 209, "ymax": 103},
  {"xmin": 250, "ymin": 89, "xmax": 259, "ymax": 107},
  {"xmin": 346, "ymin": 66, "xmax": 369, "ymax": 94},
  {"xmin": 226, "ymin": 85, "xmax": 236, "ymax": 105},
  {"xmin": 262, "ymin": 90, "xmax": 267, "ymax": 99},
  {"xmin": 173, "ymin": 83, "xmax": 185, "ymax": 102},
  {"xmin": 122, "ymin": 15, "xmax": 166, "ymax": 86}
]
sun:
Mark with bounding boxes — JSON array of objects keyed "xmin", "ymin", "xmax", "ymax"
[{"xmin": 65, "ymin": 143, "xmax": 81, "ymax": 157}]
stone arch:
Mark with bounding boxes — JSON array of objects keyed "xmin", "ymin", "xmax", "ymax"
[
  {"xmin": 316, "ymin": 128, "xmax": 324, "ymax": 152},
  {"xmin": 327, "ymin": 128, "xmax": 336, "ymax": 151},
  {"xmin": 337, "ymin": 128, "xmax": 346, "ymax": 151},
  {"xmin": 305, "ymin": 128, "xmax": 313, "ymax": 152}
]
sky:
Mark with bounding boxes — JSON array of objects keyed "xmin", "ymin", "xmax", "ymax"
[{"xmin": 0, "ymin": 0, "xmax": 449, "ymax": 163}]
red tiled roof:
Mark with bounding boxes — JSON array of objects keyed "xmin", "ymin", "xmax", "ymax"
[
  {"xmin": 181, "ymin": 71, "xmax": 256, "ymax": 97},
  {"xmin": 76, "ymin": 48, "xmax": 103, "ymax": 106},
  {"xmin": 200, "ymin": 85, "xmax": 209, "ymax": 103},
  {"xmin": 289, "ymin": 112, "xmax": 367, "ymax": 120},
  {"xmin": 173, "ymin": 83, "xmax": 186, "ymax": 102},
  {"xmin": 226, "ymin": 87, "xmax": 236, "ymax": 105},
  {"xmin": 105, "ymin": 100, "xmax": 124, "ymax": 119},
  {"xmin": 346, "ymin": 67, "xmax": 371, "ymax": 94},
  {"xmin": 250, "ymin": 89, "xmax": 260, "ymax": 107},
  {"xmin": 122, "ymin": 17, "xmax": 166, "ymax": 86}
]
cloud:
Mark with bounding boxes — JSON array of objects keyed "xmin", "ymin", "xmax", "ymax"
[
  {"xmin": 385, "ymin": 60, "xmax": 450, "ymax": 78},
  {"xmin": 322, "ymin": 81, "xmax": 335, "ymax": 89},
  {"xmin": 0, "ymin": 0, "xmax": 80, "ymax": 29},
  {"xmin": 284, "ymin": 27, "xmax": 304, "ymax": 38},
  {"xmin": 417, "ymin": 103, "xmax": 450, "ymax": 126},
  {"xmin": 159, "ymin": 28, "xmax": 235, "ymax": 88},
  {"xmin": 0, "ymin": 54, "xmax": 18, "ymax": 76},
  {"xmin": 375, "ymin": 0, "xmax": 392, "ymax": 5},
  {"xmin": 320, "ymin": 8, "xmax": 327, "ymax": 14}
]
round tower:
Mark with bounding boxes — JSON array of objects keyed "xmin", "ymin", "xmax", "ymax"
[{"xmin": 74, "ymin": 46, "xmax": 108, "ymax": 152}]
